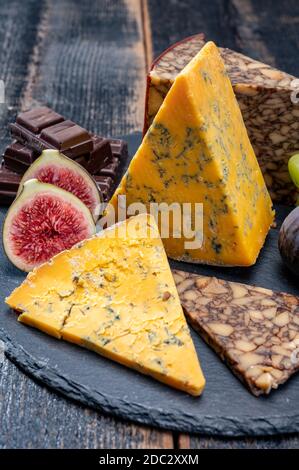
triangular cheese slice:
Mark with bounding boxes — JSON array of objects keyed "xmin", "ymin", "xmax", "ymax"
[
  {"xmin": 6, "ymin": 213, "xmax": 205, "ymax": 396},
  {"xmin": 110, "ymin": 42, "xmax": 274, "ymax": 266}
]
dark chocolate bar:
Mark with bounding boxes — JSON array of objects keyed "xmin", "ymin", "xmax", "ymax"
[
  {"xmin": 110, "ymin": 138, "xmax": 127, "ymax": 158},
  {"xmin": 11, "ymin": 107, "xmax": 114, "ymax": 173},
  {"xmin": 94, "ymin": 175, "xmax": 114, "ymax": 201},
  {"xmin": 40, "ymin": 120, "xmax": 92, "ymax": 153},
  {"xmin": 17, "ymin": 107, "xmax": 64, "ymax": 133},
  {"xmin": 3, "ymin": 155, "xmax": 29, "ymax": 174},
  {"xmin": 2, "ymin": 136, "xmax": 125, "ymax": 179},
  {"xmin": 11, "ymin": 120, "xmax": 92, "ymax": 158},
  {"xmin": 0, "ymin": 139, "xmax": 127, "ymax": 205},
  {"xmin": 0, "ymin": 166, "xmax": 21, "ymax": 205},
  {"xmin": 1, "ymin": 107, "xmax": 128, "ymax": 206},
  {"xmin": 11, "ymin": 107, "xmax": 110, "ymax": 170},
  {"xmin": 3, "ymin": 137, "xmax": 113, "ymax": 177},
  {"xmin": 100, "ymin": 156, "xmax": 120, "ymax": 177},
  {"xmin": 0, "ymin": 165, "xmax": 116, "ymax": 205},
  {"xmin": 3, "ymin": 142, "xmax": 38, "ymax": 173},
  {"xmin": 4, "ymin": 141, "xmax": 38, "ymax": 164},
  {"xmin": 85, "ymin": 136, "xmax": 113, "ymax": 174}
]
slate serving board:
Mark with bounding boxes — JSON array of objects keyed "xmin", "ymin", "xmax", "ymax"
[{"xmin": 0, "ymin": 133, "xmax": 298, "ymax": 437}]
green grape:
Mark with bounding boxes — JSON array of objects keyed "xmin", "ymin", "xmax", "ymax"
[{"xmin": 288, "ymin": 153, "xmax": 299, "ymax": 189}]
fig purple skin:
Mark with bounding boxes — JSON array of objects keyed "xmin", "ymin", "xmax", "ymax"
[{"xmin": 278, "ymin": 207, "xmax": 299, "ymax": 276}]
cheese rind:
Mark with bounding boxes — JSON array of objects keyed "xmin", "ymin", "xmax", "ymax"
[
  {"xmin": 6, "ymin": 214, "xmax": 205, "ymax": 396},
  {"xmin": 144, "ymin": 34, "xmax": 299, "ymax": 205},
  {"xmin": 110, "ymin": 42, "xmax": 274, "ymax": 266}
]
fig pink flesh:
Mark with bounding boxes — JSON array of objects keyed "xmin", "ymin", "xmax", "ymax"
[
  {"xmin": 9, "ymin": 193, "xmax": 92, "ymax": 266},
  {"xmin": 32, "ymin": 165, "xmax": 97, "ymax": 213}
]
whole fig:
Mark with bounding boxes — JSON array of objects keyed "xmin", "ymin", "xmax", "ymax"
[{"xmin": 278, "ymin": 207, "xmax": 299, "ymax": 276}]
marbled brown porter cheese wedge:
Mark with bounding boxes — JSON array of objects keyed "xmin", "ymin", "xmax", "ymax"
[
  {"xmin": 173, "ymin": 270, "xmax": 299, "ymax": 395},
  {"xmin": 144, "ymin": 34, "xmax": 299, "ymax": 204}
]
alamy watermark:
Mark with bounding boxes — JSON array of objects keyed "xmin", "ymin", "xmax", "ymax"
[{"xmin": 96, "ymin": 196, "xmax": 204, "ymax": 250}]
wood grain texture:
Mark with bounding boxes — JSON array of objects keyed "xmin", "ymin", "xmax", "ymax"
[
  {"xmin": 0, "ymin": 0, "xmax": 44, "ymax": 151},
  {"xmin": 140, "ymin": 0, "xmax": 153, "ymax": 71},
  {"xmin": 178, "ymin": 434, "xmax": 299, "ymax": 449},
  {"xmin": 21, "ymin": 0, "xmax": 147, "ymax": 137},
  {"xmin": 0, "ymin": 355, "xmax": 173, "ymax": 449},
  {"xmin": 147, "ymin": 0, "xmax": 239, "ymax": 57},
  {"xmin": 147, "ymin": 0, "xmax": 299, "ymax": 75},
  {"xmin": 230, "ymin": 0, "xmax": 299, "ymax": 75}
]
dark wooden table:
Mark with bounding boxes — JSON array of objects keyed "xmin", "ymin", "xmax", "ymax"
[{"xmin": 0, "ymin": 0, "xmax": 298, "ymax": 449}]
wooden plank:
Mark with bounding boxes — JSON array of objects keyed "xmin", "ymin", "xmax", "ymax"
[
  {"xmin": 0, "ymin": 355, "xmax": 173, "ymax": 448},
  {"xmin": 20, "ymin": 0, "xmax": 147, "ymax": 137},
  {"xmin": 178, "ymin": 433, "xmax": 299, "ymax": 449},
  {"xmin": 231, "ymin": 0, "xmax": 299, "ymax": 75},
  {"xmin": 0, "ymin": 0, "xmax": 173, "ymax": 449},
  {"xmin": 140, "ymin": 0, "xmax": 153, "ymax": 71},
  {"xmin": 147, "ymin": 0, "xmax": 239, "ymax": 58},
  {"xmin": 0, "ymin": 0, "xmax": 44, "ymax": 149},
  {"xmin": 147, "ymin": 0, "xmax": 299, "ymax": 75}
]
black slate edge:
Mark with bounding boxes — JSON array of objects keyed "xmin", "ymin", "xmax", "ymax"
[{"xmin": 1, "ymin": 327, "xmax": 299, "ymax": 437}]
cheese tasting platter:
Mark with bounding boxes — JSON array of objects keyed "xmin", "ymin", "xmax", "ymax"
[
  {"xmin": 0, "ymin": 39, "xmax": 299, "ymax": 436},
  {"xmin": 0, "ymin": 131, "xmax": 299, "ymax": 436}
]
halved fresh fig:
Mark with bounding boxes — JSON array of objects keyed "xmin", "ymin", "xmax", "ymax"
[
  {"xmin": 17, "ymin": 149, "xmax": 103, "ymax": 221},
  {"xmin": 3, "ymin": 179, "xmax": 95, "ymax": 272}
]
